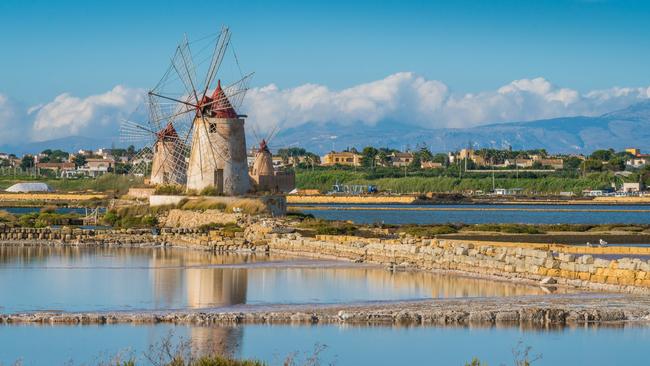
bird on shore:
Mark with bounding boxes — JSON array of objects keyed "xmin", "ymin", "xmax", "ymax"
[
  {"xmin": 599, "ymin": 239, "xmax": 608, "ymax": 247},
  {"xmin": 586, "ymin": 241, "xmax": 593, "ymax": 247}
]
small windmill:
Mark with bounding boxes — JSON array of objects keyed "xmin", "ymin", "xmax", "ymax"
[
  {"xmin": 147, "ymin": 26, "xmax": 254, "ymax": 195},
  {"xmin": 119, "ymin": 117, "xmax": 187, "ymax": 185}
]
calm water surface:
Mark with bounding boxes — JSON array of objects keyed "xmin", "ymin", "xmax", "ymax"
[
  {"xmin": 0, "ymin": 247, "xmax": 553, "ymax": 313},
  {"xmin": 293, "ymin": 203, "xmax": 650, "ymax": 224},
  {"xmin": 1, "ymin": 323, "xmax": 649, "ymax": 365}
]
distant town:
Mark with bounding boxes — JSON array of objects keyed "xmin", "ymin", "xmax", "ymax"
[{"xmin": 2, "ymin": 144, "xmax": 649, "ymax": 197}]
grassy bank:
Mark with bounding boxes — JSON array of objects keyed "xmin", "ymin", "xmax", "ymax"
[
  {"xmin": 295, "ymin": 168, "xmax": 614, "ymax": 194},
  {"xmin": 0, "ymin": 174, "xmax": 143, "ymax": 195}
]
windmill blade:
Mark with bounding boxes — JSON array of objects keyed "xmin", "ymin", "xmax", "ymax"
[
  {"xmin": 223, "ymin": 72, "xmax": 254, "ymax": 111},
  {"xmin": 265, "ymin": 125, "xmax": 280, "ymax": 144},
  {"xmin": 128, "ymin": 147, "xmax": 153, "ymax": 176},
  {"xmin": 173, "ymin": 35, "xmax": 201, "ymax": 105},
  {"xmin": 151, "ymin": 136, "xmax": 185, "ymax": 185},
  {"xmin": 201, "ymin": 26, "xmax": 231, "ymax": 99},
  {"xmin": 119, "ymin": 119, "xmax": 158, "ymax": 144}
]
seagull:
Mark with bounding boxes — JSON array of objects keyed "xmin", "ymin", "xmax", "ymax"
[
  {"xmin": 586, "ymin": 241, "xmax": 593, "ymax": 247},
  {"xmin": 599, "ymin": 239, "xmax": 608, "ymax": 247}
]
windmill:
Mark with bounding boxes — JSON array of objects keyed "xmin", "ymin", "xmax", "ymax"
[
  {"xmin": 146, "ymin": 26, "xmax": 253, "ymax": 195},
  {"xmin": 119, "ymin": 115, "xmax": 187, "ymax": 185},
  {"xmin": 248, "ymin": 125, "xmax": 296, "ymax": 193}
]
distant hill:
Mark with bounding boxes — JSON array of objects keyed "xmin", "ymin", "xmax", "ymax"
[
  {"xmin": 272, "ymin": 100, "xmax": 650, "ymax": 154},
  {"xmin": 0, "ymin": 135, "xmax": 118, "ymax": 155},
  {"xmin": 5, "ymin": 101, "xmax": 650, "ymax": 156}
]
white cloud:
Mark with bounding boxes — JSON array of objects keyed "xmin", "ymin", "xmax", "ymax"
[
  {"xmin": 0, "ymin": 94, "xmax": 28, "ymax": 144},
  {"xmin": 241, "ymin": 73, "xmax": 650, "ymax": 132},
  {"xmin": 30, "ymin": 85, "xmax": 144, "ymax": 141},
  {"xmin": 1, "ymin": 74, "xmax": 649, "ymax": 146}
]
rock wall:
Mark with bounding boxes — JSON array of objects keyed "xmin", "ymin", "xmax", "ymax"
[
  {"xmin": 162, "ymin": 209, "xmax": 240, "ymax": 228},
  {"xmin": 266, "ymin": 234, "xmax": 650, "ymax": 294},
  {"xmin": 3, "ymin": 222, "xmax": 650, "ymax": 294}
]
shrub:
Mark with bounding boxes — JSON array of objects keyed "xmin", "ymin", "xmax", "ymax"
[
  {"xmin": 198, "ymin": 222, "xmax": 243, "ymax": 234},
  {"xmin": 225, "ymin": 199, "xmax": 267, "ymax": 215},
  {"xmin": 40, "ymin": 205, "xmax": 57, "ymax": 214},
  {"xmin": 398, "ymin": 225, "xmax": 458, "ymax": 237},
  {"xmin": 103, "ymin": 211, "xmax": 119, "ymax": 226},
  {"xmin": 298, "ymin": 218, "xmax": 358, "ymax": 236},
  {"xmin": 463, "ymin": 224, "xmax": 544, "ymax": 234},
  {"xmin": 155, "ymin": 184, "xmax": 185, "ymax": 195},
  {"xmin": 181, "ymin": 198, "xmax": 227, "ymax": 211},
  {"xmin": 199, "ymin": 186, "xmax": 220, "ymax": 196},
  {"xmin": 141, "ymin": 215, "xmax": 158, "ymax": 227},
  {"xmin": 0, "ymin": 210, "xmax": 16, "ymax": 223}
]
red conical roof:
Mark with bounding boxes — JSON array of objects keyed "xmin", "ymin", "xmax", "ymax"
[
  {"xmin": 210, "ymin": 80, "xmax": 238, "ymax": 118},
  {"xmin": 157, "ymin": 122, "xmax": 178, "ymax": 142},
  {"xmin": 258, "ymin": 139, "xmax": 270, "ymax": 153}
]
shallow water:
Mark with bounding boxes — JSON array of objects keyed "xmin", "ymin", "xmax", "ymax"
[
  {"xmin": 2, "ymin": 322, "xmax": 650, "ymax": 366},
  {"xmin": 293, "ymin": 203, "xmax": 650, "ymax": 224},
  {"xmin": 0, "ymin": 247, "xmax": 554, "ymax": 313}
]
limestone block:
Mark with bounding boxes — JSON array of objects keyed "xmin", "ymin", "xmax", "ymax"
[
  {"xmin": 455, "ymin": 247, "xmax": 469, "ymax": 256},
  {"xmin": 558, "ymin": 253, "xmax": 575, "ymax": 262},
  {"xmin": 559, "ymin": 262, "xmax": 576, "ymax": 272},
  {"xmin": 593, "ymin": 258, "xmax": 610, "ymax": 268}
]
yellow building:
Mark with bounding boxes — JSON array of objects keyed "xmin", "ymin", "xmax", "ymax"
[
  {"xmin": 626, "ymin": 148, "xmax": 641, "ymax": 157},
  {"xmin": 321, "ymin": 151, "xmax": 362, "ymax": 167}
]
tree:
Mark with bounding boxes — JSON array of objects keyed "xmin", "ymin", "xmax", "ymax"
[
  {"xmin": 606, "ymin": 156, "xmax": 626, "ymax": 171},
  {"xmin": 563, "ymin": 156, "xmax": 583, "ymax": 171},
  {"xmin": 418, "ymin": 146, "xmax": 433, "ymax": 162},
  {"xmin": 590, "ymin": 149, "xmax": 614, "ymax": 161},
  {"xmin": 583, "ymin": 159, "xmax": 603, "ymax": 172},
  {"xmin": 376, "ymin": 150, "xmax": 390, "ymax": 167},
  {"xmin": 361, "ymin": 146, "xmax": 378, "ymax": 168},
  {"xmin": 20, "ymin": 155, "xmax": 34, "ymax": 170},
  {"xmin": 72, "ymin": 154, "xmax": 87, "ymax": 168},
  {"xmin": 409, "ymin": 154, "xmax": 422, "ymax": 170},
  {"xmin": 431, "ymin": 153, "xmax": 448, "ymax": 165}
]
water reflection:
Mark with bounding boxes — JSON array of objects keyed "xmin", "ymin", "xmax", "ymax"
[{"xmin": 0, "ymin": 247, "xmax": 564, "ymax": 313}]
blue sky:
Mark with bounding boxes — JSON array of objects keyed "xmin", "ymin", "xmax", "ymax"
[
  {"xmin": 2, "ymin": 0, "xmax": 650, "ymax": 145},
  {"xmin": 2, "ymin": 0, "xmax": 650, "ymax": 104}
]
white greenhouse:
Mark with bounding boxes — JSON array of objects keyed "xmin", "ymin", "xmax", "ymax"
[{"xmin": 5, "ymin": 182, "xmax": 54, "ymax": 193}]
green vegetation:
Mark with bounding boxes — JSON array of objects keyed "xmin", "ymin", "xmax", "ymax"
[
  {"xmin": 290, "ymin": 217, "xmax": 650, "ymax": 238},
  {"xmin": 103, "ymin": 205, "xmax": 166, "ymax": 228},
  {"xmin": 197, "ymin": 222, "xmax": 243, "ymax": 235},
  {"xmin": 155, "ymin": 184, "xmax": 185, "ymax": 195},
  {"xmin": 225, "ymin": 198, "xmax": 268, "ymax": 215},
  {"xmin": 0, "ymin": 210, "xmax": 16, "ymax": 223},
  {"xmin": 199, "ymin": 186, "xmax": 221, "ymax": 196},
  {"xmin": 0, "ymin": 210, "xmax": 82, "ymax": 228},
  {"xmin": 295, "ymin": 166, "xmax": 617, "ymax": 194},
  {"xmin": 297, "ymin": 218, "xmax": 358, "ymax": 236},
  {"xmin": 397, "ymin": 224, "xmax": 459, "ymax": 237},
  {"xmin": 462, "ymin": 224, "xmax": 544, "ymax": 234},
  {"xmin": 179, "ymin": 198, "xmax": 227, "ymax": 211},
  {"xmin": 0, "ymin": 173, "xmax": 144, "ymax": 195}
]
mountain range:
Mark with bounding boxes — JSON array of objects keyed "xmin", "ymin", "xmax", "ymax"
[
  {"xmin": 3, "ymin": 100, "xmax": 650, "ymax": 156},
  {"xmin": 272, "ymin": 100, "xmax": 650, "ymax": 154}
]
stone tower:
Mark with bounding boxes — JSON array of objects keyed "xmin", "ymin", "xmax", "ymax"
[
  {"xmin": 150, "ymin": 122, "xmax": 186, "ymax": 185},
  {"xmin": 186, "ymin": 81, "xmax": 250, "ymax": 195}
]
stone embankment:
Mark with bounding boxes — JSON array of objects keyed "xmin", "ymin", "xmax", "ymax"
[
  {"xmin": 6, "ymin": 222, "xmax": 650, "ymax": 326},
  {"xmin": 268, "ymin": 234, "xmax": 650, "ymax": 294},
  {"xmin": 4, "ymin": 221, "xmax": 650, "ymax": 294}
]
